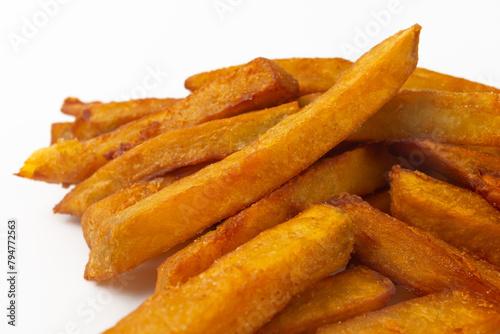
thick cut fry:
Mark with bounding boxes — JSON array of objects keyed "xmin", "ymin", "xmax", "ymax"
[
  {"xmin": 257, "ymin": 266, "xmax": 395, "ymax": 334},
  {"xmin": 327, "ymin": 194, "xmax": 500, "ymax": 303},
  {"xmin": 103, "ymin": 204, "xmax": 354, "ymax": 334},
  {"xmin": 185, "ymin": 58, "xmax": 500, "ymax": 94},
  {"xmin": 60, "ymin": 97, "xmax": 101, "ymax": 117},
  {"xmin": 155, "ymin": 145, "xmax": 396, "ymax": 291},
  {"xmin": 349, "ymin": 90, "xmax": 500, "ymax": 146},
  {"xmin": 317, "ymin": 290, "xmax": 500, "ymax": 334},
  {"xmin": 17, "ymin": 57, "xmax": 300, "ymax": 184},
  {"xmin": 72, "ymin": 97, "xmax": 181, "ymax": 140},
  {"xmin": 388, "ymin": 139, "xmax": 500, "ymax": 210},
  {"xmin": 389, "ymin": 166, "xmax": 500, "ymax": 267},
  {"xmin": 81, "ymin": 163, "xmax": 209, "ymax": 248},
  {"xmin": 50, "ymin": 122, "xmax": 74, "ymax": 144},
  {"xmin": 55, "ymin": 102, "xmax": 300, "ymax": 216},
  {"xmin": 86, "ymin": 25, "xmax": 419, "ymax": 281}
]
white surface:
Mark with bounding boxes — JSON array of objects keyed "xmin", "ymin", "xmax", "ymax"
[{"xmin": 1, "ymin": 1, "xmax": 499, "ymax": 333}]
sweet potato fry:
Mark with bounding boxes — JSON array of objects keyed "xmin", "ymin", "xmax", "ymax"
[
  {"xmin": 257, "ymin": 266, "xmax": 395, "ymax": 334},
  {"xmin": 388, "ymin": 139, "xmax": 500, "ymax": 209},
  {"xmin": 185, "ymin": 58, "xmax": 500, "ymax": 94},
  {"xmin": 55, "ymin": 102, "xmax": 300, "ymax": 216},
  {"xmin": 85, "ymin": 25, "xmax": 420, "ymax": 281},
  {"xmin": 155, "ymin": 145, "xmax": 396, "ymax": 291},
  {"xmin": 50, "ymin": 122, "xmax": 74, "ymax": 144},
  {"xmin": 103, "ymin": 204, "xmax": 354, "ymax": 334},
  {"xmin": 327, "ymin": 194, "xmax": 500, "ymax": 303},
  {"xmin": 349, "ymin": 90, "xmax": 500, "ymax": 146},
  {"xmin": 81, "ymin": 163, "xmax": 209, "ymax": 248},
  {"xmin": 72, "ymin": 97, "xmax": 181, "ymax": 140},
  {"xmin": 317, "ymin": 290, "xmax": 500, "ymax": 333},
  {"xmin": 389, "ymin": 166, "xmax": 500, "ymax": 267},
  {"xmin": 17, "ymin": 57, "xmax": 300, "ymax": 184},
  {"xmin": 60, "ymin": 97, "xmax": 101, "ymax": 117}
]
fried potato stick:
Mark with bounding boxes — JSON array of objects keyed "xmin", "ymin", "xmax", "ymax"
[
  {"xmin": 17, "ymin": 57, "xmax": 300, "ymax": 184},
  {"xmin": 389, "ymin": 166, "xmax": 500, "ymax": 267},
  {"xmin": 185, "ymin": 58, "xmax": 500, "ymax": 94},
  {"xmin": 60, "ymin": 97, "xmax": 101, "ymax": 117},
  {"xmin": 257, "ymin": 266, "xmax": 395, "ymax": 334},
  {"xmin": 84, "ymin": 25, "xmax": 420, "ymax": 281},
  {"xmin": 317, "ymin": 290, "xmax": 500, "ymax": 334},
  {"xmin": 388, "ymin": 139, "xmax": 500, "ymax": 209},
  {"xmin": 349, "ymin": 90, "xmax": 500, "ymax": 146},
  {"xmin": 103, "ymin": 204, "xmax": 353, "ymax": 334},
  {"xmin": 55, "ymin": 102, "xmax": 300, "ymax": 216},
  {"xmin": 155, "ymin": 145, "xmax": 396, "ymax": 291},
  {"xmin": 327, "ymin": 194, "xmax": 500, "ymax": 303},
  {"xmin": 81, "ymin": 163, "xmax": 209, "ymax": 248},
  {"xmin": 72, "ymin": 97, "xmax": 181, "ymax": 140}
]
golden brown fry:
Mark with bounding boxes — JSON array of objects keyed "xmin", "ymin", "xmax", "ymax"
[
  {"xmin": 327, "ymin": 194, "xmax": 500, "ymax": 303},
  {"xmin": 467, "ymin": 145, "xmax": 500, "ymax": 157},
  {"xmin": 297, "ymin": 92, "xmax": 322, "ymax": 108},
  {"xmin": 363, "ymin": 189, "xmax": 391, "ymax": 214},
  {"xmin": 185, "ymin": 58, "xmax": 500, "ymax": 94},
  {"xmin": 17, "ymin": 57, "xmax": 300, "ymax": 185},
  {"xmin": 257, "ymin": 266, "xmax": 395, "ymax": 334},
  {"xmin": 72, "ymin": 97, "xmax": 181, "ymax": 140},
  {"xmin": 388, "ymin": 139, "xmax": 500, "ymax": 210},
  {"xmin": 317, "ymin": 290, "xmax": 500, "ymax": 334},
  {"xmin": 155, "ymin": 145, "xmax": 396, "ymax": 291},
  {"xmin": 349, "ymin": 90, "xmax": 500, "ymax": 146},
  {"xmin": 60, "ymin": 97, "xmax": 101, "ymax": 117},
  {"xmin": 81, "ymin": 163, "xmax": 209, "ymax": 248},
  {"xmin": 50, "ymin": 122, "xmax": 74, "ymax": 144},
  {"xmin": 389, "ymin": 166, "xmax": 500, "ymax": 267},
  {"xmin": 103, "ymin": 204, "xmax": 354, "ymax": 334},
  {"xmin": 55, "ymin": 102, "xmax": 300, "ymax": 216},
  {"xmin": 85, "ymin": 25, "xmax": 420, "ymax": 281}
]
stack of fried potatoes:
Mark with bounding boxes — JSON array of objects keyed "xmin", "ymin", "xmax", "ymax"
[{"xmin": 18, "ymin": 24, "xmax": 500, "ymax": 333}]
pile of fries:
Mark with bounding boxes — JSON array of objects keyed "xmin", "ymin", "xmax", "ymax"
[{"xmin": 18, "ymin": 24, "xmax": 500, "ymax": 333}]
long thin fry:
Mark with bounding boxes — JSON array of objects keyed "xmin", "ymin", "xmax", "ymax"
[
  {"xmin": 317, "ymin": 290, "xmax": 500, "ymax": 334},
  {"xmin": 17, "ymin": 57, "xmax": 300, "ymax": 184},
  {"xmin": 85, "ymin": 25, "xmax": 420, "ymax": 281},
  {"xmin": 349, "ymin": 90, "xmax": 500, "ymax": 146},
  {"xmin": 327, "ymin": 194, "xmax": 500, "ymax": 303},
  {"xmin": 81, "ymin": 163, "xmax": 209, "ymax": 248},
  {"xmin": 389, "ymin": 166, "xmax": 500, "ymax": 267},
  {"xmin": 257, "ymin": 266, "xmax": 395, "ymax": 334},
  {"xmin": 54, "ymin": 102, "xmax": 299, "ymax": 216},
  {"xmin": 103, "ymin": 204, "xmax": 353, "ymax": 334},
  {"xmin": 155, "ymin": 145, "xmax": 396, "ymax": 291},
  {"xmin": 72, "ymin": 97, "xmax": 181, "ymax": 140},
  {"xmin": 185, "ymin": 58, "xmax": 500, "ymax": 94}
]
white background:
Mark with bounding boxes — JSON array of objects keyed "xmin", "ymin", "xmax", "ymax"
[{"xmin": 1, "ymin": 1, "xmax": 499, "ymax": 333}]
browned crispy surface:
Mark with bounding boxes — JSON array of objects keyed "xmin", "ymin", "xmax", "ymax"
[
  {"xmin": 103, "ymin": 204, "xmax": 353, "ymax": 334},
  {"xmin": 83, "ymin": 25, "xmax": 420, "ymax": 281},
  {"xmin": 55, "ymin": 102, "xmax": 299, "ymax": 216},
  {"xmin": 389, "ymin": 166, "xmax": 500, "ymax": 267},
  {"xmin": 349, "ymin": 90, "xmax": 500, "ymax": 146},
  {"xmin": 72, "ymin": 97, "xmax": 181, "ymax": 140},
  {"xmin": 60, "ymin": 97, "xmax": 102, "ymax": 117},
  {"xmin": 327, "ymin": 194, "xmax": 500, "ymax": 303},
  {"xmin": 185, "ymin": 58, "xmax": 500, "ymax": 94},
  {"xmin": 258, "ymin": 266, "xmax": 395, "ymax": 334},
  {"xmin": 317, "ymin": 290, "xmax": 500, "ymax": 333},
  {"xmin": 81, "ymin": 164, "xmax": 209, "ymax": 248},
  {"xmin": 17, "ymin": 57, "xmax": 300, "ymax": 184},
  {"xmin": 155, "ymin": 145, "xmax": 396, "ymax": 291},
  {"xmin": 388, "ymin": 139, "xmax": 500, "ymax": 210}
]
